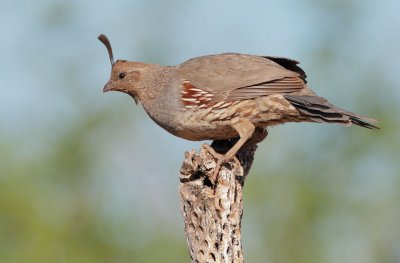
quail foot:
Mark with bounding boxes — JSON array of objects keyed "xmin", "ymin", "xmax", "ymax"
[{"xmin": 98, "ymin": 34, "xmax": 378, "ymax": 183}]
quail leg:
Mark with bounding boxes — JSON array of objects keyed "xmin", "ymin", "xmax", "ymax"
[
  {"xmin": 243, "ymin": 127, "xmax": 268, "ymax": 148},
  {"xmin": 207, "ymin": 119, "xmax": 256, "ymax": 184},
  {"xmin": 205, "ymin": 127, "xmax": 267, "ymax": 159}
]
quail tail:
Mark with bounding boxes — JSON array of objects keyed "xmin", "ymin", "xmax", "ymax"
[{"xmin": 284, "ymin": 95, "xmax": 379, "ymax": 130}]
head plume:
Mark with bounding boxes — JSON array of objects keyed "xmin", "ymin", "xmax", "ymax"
[{"xmin": 98, "ymin": 34, "xmax": 115, "ymax": 66}]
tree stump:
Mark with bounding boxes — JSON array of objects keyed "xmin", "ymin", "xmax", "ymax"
[{"xmin": 179, "ymin": 139, "xmax": 258, "ymax": 263}]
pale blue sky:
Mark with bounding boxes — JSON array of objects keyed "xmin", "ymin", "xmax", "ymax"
[
  {"xmin": 0, "ymin": 0, "xmax": 398, "ymax": 136},
  {"xmin": 1, "ymin": 1, "xmax": 398, "ymax": 176}
]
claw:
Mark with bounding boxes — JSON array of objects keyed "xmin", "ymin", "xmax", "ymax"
[
  {"xmin": 203, "ymin": 144, "xmax": 224, "ymax": 159},
  {"xmin": 203, "ymin": 144, "xmax": 239, "ymax": 186}
]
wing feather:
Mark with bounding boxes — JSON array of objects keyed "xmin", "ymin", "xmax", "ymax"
[{"xmin": 178, "ymin": 53, "xmax": 307, "ymax": 102}]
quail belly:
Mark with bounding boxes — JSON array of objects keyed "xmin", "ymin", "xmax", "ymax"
[{"xmin": 176, "ymin": 94, "xmax": 299, "ymax": 141}]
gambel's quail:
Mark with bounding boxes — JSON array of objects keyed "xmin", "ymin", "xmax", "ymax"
[{"xmin": 98, "ymin": 34, "xmax": 378, "ymax": 176}]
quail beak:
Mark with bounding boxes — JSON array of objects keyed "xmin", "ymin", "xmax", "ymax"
[
  {"xmin": 103, "ymin": 83, "xmax": 126, "ymax": 93},
  {"xmin": 103, "ymin": 82, "xmax": 114, "ymax": 93},
  {"xmin": 102, "ymin": 82, "xmax": 138, "ymax": 104}
]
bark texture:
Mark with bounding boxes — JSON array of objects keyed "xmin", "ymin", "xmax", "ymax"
[{"xmin": 179, "ymin": 139, "xmax": 258, "ymax": 263}]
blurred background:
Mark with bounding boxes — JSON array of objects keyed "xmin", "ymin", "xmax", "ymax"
[{"xmin": 0, "ymin": 0, "xmax": 399, "ymax": 262}]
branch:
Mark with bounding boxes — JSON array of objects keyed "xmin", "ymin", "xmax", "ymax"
[{"xmin": 179, "ymin": 139, "xmax": 258, "ymax": 263}]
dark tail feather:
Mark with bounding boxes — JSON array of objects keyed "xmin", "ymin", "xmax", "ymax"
[{"xmin": 284, "ymin": 95, "xmax": 379, "ymax": 130}]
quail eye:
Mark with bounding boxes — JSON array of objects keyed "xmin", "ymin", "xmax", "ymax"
[{"xmin": 118, "ymin": 72, "xmax": 126, "ymax": 79}]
